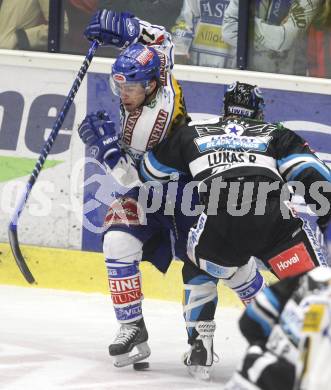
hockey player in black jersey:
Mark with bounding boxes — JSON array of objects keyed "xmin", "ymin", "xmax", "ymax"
[
  {"xmin": 139, "ymin": 81, "xmax": 331, "ymax": 379},
  {"xmin": 224, "ymin": 266, "xmax": 331, "ymax": 390}
]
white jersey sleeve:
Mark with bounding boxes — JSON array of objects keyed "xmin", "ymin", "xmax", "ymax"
[
  {"xmin": 133, "ymin": 19, "xmax": 174, "ymax": 70},
  {"xmin": 106, "ymin": 154, "xmax": 142, "ymax": 189}
]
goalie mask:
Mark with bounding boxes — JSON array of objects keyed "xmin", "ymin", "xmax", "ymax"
[{"xmin": 223, "ymin": 82, "xmax": 265, "ymax": 120}]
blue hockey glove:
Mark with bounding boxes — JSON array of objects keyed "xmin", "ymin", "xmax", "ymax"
[
  {"xmin": 78, "ymin": 110, "xmax": 121, "ymax": 168},
  {"xmin": 84, "ymin": 9, "xmax": 140, "ymax": 48}
]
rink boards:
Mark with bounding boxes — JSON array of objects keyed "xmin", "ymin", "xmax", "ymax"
[
  {"xmin": 0, "ymin": 49, "xmax": 330, "ymax": 298},
  {"xmin": 0, "ymin": 242, "xmax": 277, "ymax": 306}
]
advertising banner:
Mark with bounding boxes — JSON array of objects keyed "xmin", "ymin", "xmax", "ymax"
[
  {"xmin": 0, "ymin": 64, "xmax": 86, "ymax": 249},
  {"xmin": 82, "ymin": 76, "xmax": 331, "ymax": 256},
  {"xmin": 0, "ymin": 53, "xmax": 330, "ymax": 261}
]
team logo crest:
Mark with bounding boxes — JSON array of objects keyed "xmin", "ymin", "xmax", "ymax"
[{"xmin": 224, "ymin": 123, "xmax": 245, "ymax": 136}]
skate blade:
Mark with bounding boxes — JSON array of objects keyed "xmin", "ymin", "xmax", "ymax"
[
  {"xmin": 187, "ymin": 365, "xmax": 212, "ymax": 381},
  {"xmin": 113, "ymin": 342, "xmax": 151, "ymax": 368}
]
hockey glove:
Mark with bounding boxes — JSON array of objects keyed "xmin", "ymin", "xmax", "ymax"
[
  {"xmin": 78, "ymin": 110, "xmax": 121, "ymax": 169},
  {"xmin": 84, "ymin": 9, "xmax": 140, "ymax": 48}
]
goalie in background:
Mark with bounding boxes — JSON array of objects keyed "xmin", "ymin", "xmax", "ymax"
[{"xmin": 224, "ymin": 266, "xmax": 331, "ymax": 390}]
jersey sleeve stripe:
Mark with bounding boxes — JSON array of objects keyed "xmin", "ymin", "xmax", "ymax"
[
  {"xmin": 139, "ymin": 158, "xmax": 159, "ymax": 182},
  {"xmin": 147, "ymin": 150, "xmax": 180, "ymax": 174},
  {"xmin": 278, "ymin": 154, "xmax": 325, "ymax": 173},
  {"xmin": 286, "ymin": 162, "xmax": 331, "ymax": 181},
  {"xmin": 140, "ymin": 151, "xmax": 181, "ymax": 182},
  {"xmin": 262, "ymin": 287, "xmax": 281, "ymax": 312},
  {"xmin": 245, "ymin": 288, "xmax": 281, "ymax": 337}
]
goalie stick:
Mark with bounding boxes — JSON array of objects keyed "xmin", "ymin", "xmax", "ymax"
[{"xmin": 8, "ymin": 39, "xmax": 100, "ymax": 284}]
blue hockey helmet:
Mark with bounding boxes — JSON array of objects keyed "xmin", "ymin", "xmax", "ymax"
[
  {"xmin": 223, "ymin": 81, "xmax": 265, "ymax": 120},
  {"xmin": 110, "ymin": 43, "xmax": 161, "ymax": 95}
]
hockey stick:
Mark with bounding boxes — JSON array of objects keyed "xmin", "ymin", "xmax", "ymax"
[{"xmin": 8, "ymin": 40, "xmax": 100, "ymax": 284}]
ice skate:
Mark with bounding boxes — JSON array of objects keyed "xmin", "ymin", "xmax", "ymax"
[
  {"xmin": 109, "ymin": 318, "xmax": 151, "ymax": 367},
  {"xmin": 183, "ymin": 320, "xmax": 218, "ymax": 381}
]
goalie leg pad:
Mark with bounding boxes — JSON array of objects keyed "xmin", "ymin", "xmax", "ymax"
[
  {"xmin": 104, "ymin": 230, "xmax": 143, "ymax": 323},
  {"xmin": 223, "ymin": 258, "xmax": 266, "ymax": 306}
]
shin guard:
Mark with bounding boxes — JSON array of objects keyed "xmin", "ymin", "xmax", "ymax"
[
  {"xmin": 183, "ymin": 275, "xmax": 218, "ymax": 342},
  {"xmin": 224, "ymin": 258, "xmax": 266, "ymax": 306},
  {"xmin": 106, "ymin": 259, "xmax": 143, "ymax": 323}
]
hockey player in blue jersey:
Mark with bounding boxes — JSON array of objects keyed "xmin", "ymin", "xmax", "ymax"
[
  {"xmin": 78, "ymin": 9, "xmax": 268, "ymax": 379},
  {"xmin": 79, "ymin": 9, "xmax": 197, "ymax": 369}
]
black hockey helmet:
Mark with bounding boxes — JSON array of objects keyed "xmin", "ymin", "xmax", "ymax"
[{"xmin": 223, "ymin": 81, "xmax": 265, "ymax": 120}]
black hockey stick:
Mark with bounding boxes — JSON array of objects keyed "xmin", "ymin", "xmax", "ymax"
[{"xmin": 8, "ymin": 40, "xmax": 100, "ymax": 284}]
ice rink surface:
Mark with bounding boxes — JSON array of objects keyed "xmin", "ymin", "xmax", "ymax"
[{"xmin": 0, "ymin": 286, "xmax": 247, "ymax": 390}]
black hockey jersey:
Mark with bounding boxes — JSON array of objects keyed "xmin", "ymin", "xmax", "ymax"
[
  {"xmin": 139, "ymin": 116, "xmax": 331, "ymax": 209},
  {"xmin": 226, "ymin": 267, "xmax": 331, "ymax": 390}
]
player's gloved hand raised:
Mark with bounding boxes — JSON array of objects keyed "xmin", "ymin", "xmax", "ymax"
[
  {"xmin": 84, "ymin": 9, "xmax": 140, "ymax": 48},
  {"xmin": 78, "ymin": 110, "xmax": 121, "ymax": 169}
]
